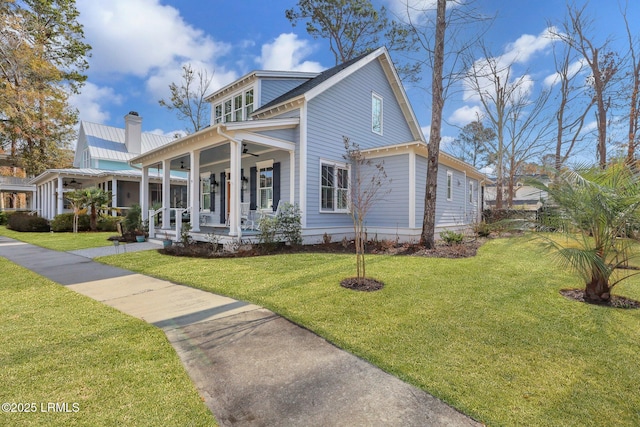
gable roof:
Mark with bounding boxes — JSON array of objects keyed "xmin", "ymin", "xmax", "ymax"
[
  {"xmin": 80, "ymin": 121, "xmax": 175, "ymax": 162},
  {"xmin": 252, "ymin": 51, "xmax": 371, "ymax": 116},
  {"xmin": 251, "ymin": 47, "xmax": 424, "ymax": 141}
]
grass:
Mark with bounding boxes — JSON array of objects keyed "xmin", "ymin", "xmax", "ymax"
[
  {"xmin": 0, "ymin": 226, "xmax": 115, "ymax": 251},
  {"xmin": 96, "ymin": 237, "xmax": 640, "ymax": 427},
  {"xmin": 0, "ymin": 258, "xmax": 217, "ymax": 426}
]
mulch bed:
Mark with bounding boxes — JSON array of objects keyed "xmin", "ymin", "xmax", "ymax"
[
  {"xmin": 340, "ymin": 277, "xmax": 385, "ymax": 292},
  {"xmin": 560, "ymin": 289, "xmax": 640, "ymax": 309}
]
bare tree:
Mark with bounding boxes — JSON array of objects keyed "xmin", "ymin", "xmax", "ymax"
[
  {"xmin": 547, "ymin": 42, "xmax": 595, "ymax": 172},
  {"xmin": 342, "ymin": 136, "xmax": 389, "ymax": 287},
  {"xmin": 464, "ymin": 43, "xmax": 551, "ymax": 207},
  {"xmin": 401, "ymin": 0, "xmax": 490, "ymax": 248},
  {"xmin": 159, "ymin": 64, "xmax": 213, "ymax": 134},
  {"xmin": 621, "ymin": 4, "xmax": 640, "ymax": 163},
  {"xmin": 550, "ymin": 3, "xmax": 620, "ymax": 168}
]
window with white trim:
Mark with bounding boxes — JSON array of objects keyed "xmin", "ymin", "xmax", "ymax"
[
  {"xmin": 468, "ymin": 181, "xmax": 474, "ymax": 204},
  {"xmin": 320, "ymin": 161, "xmax": 349, "ymax": 212},
  {"xmin": 372, "ymin": 93, "xmax": 383, "ymax": 135},
  {"xmin": 201, "ymin": 174, "xmax": 211, "ymax": 212},
  {"xmin": 257, "ymin": 160, "xmax": 274, "ymax": 210},
  {"xmin": 447, "ymin": 171, "xmax": 453, "ymax": 201},
  {"xmin": 213, "ymin": 88, "xmax": 255, "ymax": 124}
]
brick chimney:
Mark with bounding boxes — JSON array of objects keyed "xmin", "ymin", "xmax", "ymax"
[{"xmin": 124, "ymin": 111, "xmax": 142, "ymax": 154}]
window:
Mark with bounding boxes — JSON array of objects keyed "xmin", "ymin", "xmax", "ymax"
[
  {"xmin": 372, "ymin": 93, "xmax": 383, "ymax": 134},
  {"xmin": 82, "ymin": 149, "xmax": 91, "ymax": 168},
  {"xmin": 257, "ymin": 161, "xmax": 273, "ymax": 210},
  {"xmin": 447, "ymin": 171, "xmax": 453, "ymax": 201},
  {"xmin": 469, "ymin": 181, "xmax": 474, "ymax": 204},
  {"xmin": 224, "ymin": 99, "xmax": 232, "ymax": 123},
  {"xmin": 213, "ymin": 88, "xmax": 255, "ymax": 124},
  {"xmin": 201, "ymin": 175, "xmax": 211, "ymax": 212},
  {"xmin": 233, "ymin": 94, "xmax": 243, "ymax": 121},
  {"xmin": 245, "ymin": 89, "xmax": 254, "ymax": 117},
  {"xmin": 214, "ymin": 104, "xmax": 223, "ymax": 124},
  {"xmin": 321, "ymin": 161, "xmax": 349, "ymax": 212}
]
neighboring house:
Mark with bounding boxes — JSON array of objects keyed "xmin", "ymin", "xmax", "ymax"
[
  {"xmin": 484, "ymin": 175, "xmax": 550, "ymax": 210},
  {"xmin": 130, "ymin": 47, "xmax": 487, "ymax": 244},
  {"xmin": 30, "ymin": 113, "xmax": 187, "ymax": 220},
  {"xmin": 0, "ymin": 152, "xmax": 36, "ymax": 211}
]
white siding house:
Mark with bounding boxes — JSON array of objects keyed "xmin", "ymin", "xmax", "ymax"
[{"xmin": 30, "ymin": 112, "xmax": 187, "ymax": 220}]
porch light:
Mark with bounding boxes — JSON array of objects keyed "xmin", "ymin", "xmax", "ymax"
[
  {"xmin": 241, "ymin": 175, "xmax": 248, "ymax": 191},
  {"xmin": 212, "ymin": 177, "xmax": 219, "ymax": 188}
]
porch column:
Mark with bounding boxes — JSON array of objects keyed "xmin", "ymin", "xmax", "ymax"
[
  {"xmin": 228, "ymin": 140, "xmax": 241, "ymax": 236},
  {"xmin": 289, "ymin": 150, "xmax": 295, "ymax": 203},
  {"xmin": 162, "ymin": 159, "xmax": 171, "ymax": 229},
  {"xmin": 57, "ymin": 176, "xmax": 64, "ymax": 216},
  {"xmin": 141, "ymin": 166, "xmax": 149, "ymax": 221},
  {"xmin": 111, "ymin": 178, "xmax": 118, "ymax": 216},
  {"xmin": 190, "ymin": 150, "xmax": 201, "ymax": 232},
  {"xmin": 47, "ymin": 181, "xmax": 53, "ymax": 219}
]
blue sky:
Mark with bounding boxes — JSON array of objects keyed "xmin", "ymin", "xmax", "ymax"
[{"xmin": 70, "ymin": 0, "xmax": 640, "ymax": 163}]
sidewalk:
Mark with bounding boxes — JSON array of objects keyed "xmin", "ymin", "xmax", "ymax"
[{"xmin": 0, "ymin": 235, "xmax": 480, "ymax": 426}]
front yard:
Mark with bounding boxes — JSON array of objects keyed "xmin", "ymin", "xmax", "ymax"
[
  {"xmin": 2, "ymin": 226, "xmax": 639, "ymax": 426},
  {"xmin": 0, "ymin": 258, "xmax": 216, "ymax": 426},
  {"xmin": 98, "ymin": 236, "xmax": 640, "ymax": 427}
]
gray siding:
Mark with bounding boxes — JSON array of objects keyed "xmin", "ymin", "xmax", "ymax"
[
  {"xmin": 414, "ymin": 155, "xmax": 479, "ymax": 230},
  {"xmin": 363, "ymin": 154, "xmax": 410, "ymax": 228},
  {"xmin": 305, "ymin": 58, "xmax": 416, "ymax": 228},
  {"xmin": 260, "ymin": 79, "xmax": 310, "ymax": 107}
]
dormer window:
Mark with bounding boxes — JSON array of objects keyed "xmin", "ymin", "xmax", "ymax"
[{"xmin": 213, "ymin": 88, "xmax": 255, "ymax": 124}]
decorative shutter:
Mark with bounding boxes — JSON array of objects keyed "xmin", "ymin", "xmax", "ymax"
[
  {"xmin": 219, "ymin": 172, "xmax": 226, "ymax": 224},
  {"xmin": 240, "ymin": 168, "xmax": 245, "ymax": 203},
  {"xmin": 272, "ymin": 162, "xmax": 280, "ymax": 212},
  {"xmin": 210, "ymin": 173, "xmax": 215, "ymax": 211},
  {"xmin": 250, "ymin": 167, "xmax": 257, "ymax": 210}
]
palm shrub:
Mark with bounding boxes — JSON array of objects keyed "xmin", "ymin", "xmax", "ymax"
[
  {"xmin": 82, "ymin": 187, "xmax": 112, "ymax": 231},
  {"xmin": 530, "ymin": 161, "xmax": 640, "ymax": 302}
]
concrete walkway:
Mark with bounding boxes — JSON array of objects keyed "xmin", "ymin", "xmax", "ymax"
[{"xmin": 0, "ymin": 235, "xmax": 480, "ymax": 426}]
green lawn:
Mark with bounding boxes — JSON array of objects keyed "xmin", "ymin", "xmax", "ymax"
[
  {"xmin": 0, "ymin": 226, "xmax": 115, "ymax": 251},
  {"xmin": 0, "ymin": 258, "xmax": 216, "ymax": 427},
  {"xmin": 96, "ymin": 237, "xmax": 640, "ymax": 427}
]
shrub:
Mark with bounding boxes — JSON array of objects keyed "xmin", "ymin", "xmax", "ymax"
[
  {"xmin": 97, "ymin": 215, "xmax": 120, "ymax": 232},
  {"xmin": 51, "ymin": 213, "xmax": 90, "ymax": 232},
  {"xmin": 473, "ymin": 221, "xmax": 492, "ymax": 238},
  {"xmin": 257, "ymin": 215, "xmax": 279, "ymax": 252},
  {"xmin": 0, "ymin": 211, "xmax": 7, "ymax": 225},
  {"xmin": 276, "ymin": 202, "xmax": 302, "ymax": 246},
  {"xmin": 440, "ymin": 229, "xmax": 464, "ymax": 245},
  {"xmin": 7, "ymin": 213, "xmax": 50, "ymax": 232}
]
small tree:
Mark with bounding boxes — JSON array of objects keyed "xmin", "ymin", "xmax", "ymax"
[
  {"xmin": 531, "ymin": 161, "xmax": 640, "ymax": 302},
  {"xmin": 158, "ymin": 64, "xmax": 213, "ymax": 134},
  {"xmin": 82, "ymin": 187, "xmax": 111, "ymax": 232},
  {"xmin": 343, "ymin": 137, "xmax": 389, "ymax": 287},
  {"xmin": 65, "ymin": 189, "xmax": 86, "ymax": 233}
]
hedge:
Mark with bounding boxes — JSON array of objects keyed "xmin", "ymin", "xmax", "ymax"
[
  {"xmin": 7, "ymin": 213, "xmax": 50, "ymax": 232},
  {"xmin": 50, "ymin": 213, "xmax": 90, "ymax": 232}
]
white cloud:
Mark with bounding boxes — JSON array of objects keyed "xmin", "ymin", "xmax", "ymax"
[
  {"xmin": 145, "ymin": 60, "xmax": 238, "ymax": 101},
  {"xmin": 448, "ymin": 105, "xmax": 483, "ymax": 126},
  {"xmin": 69, "ymin": 82, "xmax": 123, "ymax": 123},
  {"xmin": 77, "ymin": 0, "xmax": 229, "ymax": 77},
  {"xmin": 500, "ymin": 27, "xmax": 558, "ymax": 65},
  {"xmin": 257, "ymin": 33, "xmax": 324, "ymax": 72},
  {"xmin": 543, "ymin": 58, "xmax": 587, "ymax": 87}
]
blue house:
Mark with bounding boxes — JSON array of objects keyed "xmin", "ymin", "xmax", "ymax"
[
  {"xmin": 131, "ymin": 47, "xmax": 487, "ymax": 243},
  {"xmin": 30, "ymin": 113, "xmax": 187, "ymax": 220}
]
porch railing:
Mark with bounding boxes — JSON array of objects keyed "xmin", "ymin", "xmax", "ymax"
[{"xmin": 148, "ymin": 207, "xmax": 166, "ymax": 239}]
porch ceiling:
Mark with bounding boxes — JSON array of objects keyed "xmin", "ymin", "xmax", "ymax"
[{"xmin": 130, "ymin": 119, "xmax": 299, "ymax": 167}]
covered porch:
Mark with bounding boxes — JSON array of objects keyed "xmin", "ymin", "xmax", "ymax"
[{"xmin": 133, "ymin": 120, "xmax": 298, "ymax": 242}]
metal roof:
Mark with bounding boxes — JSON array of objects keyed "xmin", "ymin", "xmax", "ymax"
[{"xmin": 81, "ymin": 122, "xmax": 175, "ymax": 162}]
